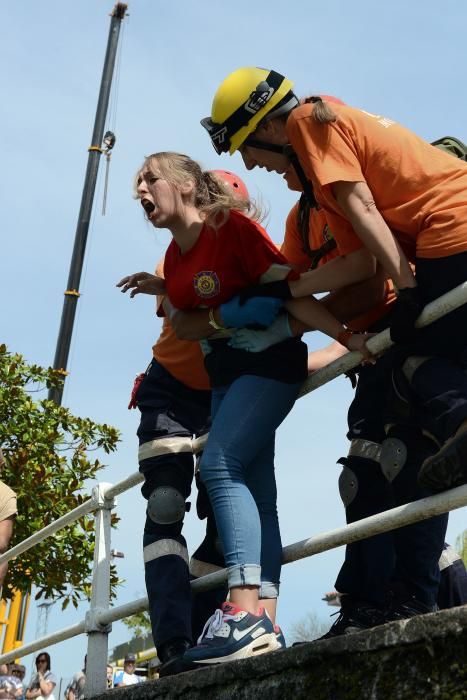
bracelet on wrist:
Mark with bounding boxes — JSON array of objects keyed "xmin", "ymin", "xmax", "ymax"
[{"xmin": 208, "ymin": 307, "xmax": 226, "ymax": 331}]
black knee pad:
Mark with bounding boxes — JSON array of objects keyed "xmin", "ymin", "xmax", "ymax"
[
  {"xmin": 142, "ymin": 466, "xmax": 193, "ymax": 536},
  {"xmin": 337, "ymin": 455, "xmax": 392, "ymax": 522},
  {"xmin": 384, "ymin": 425, "xmax": 438, "ymax": 500}
]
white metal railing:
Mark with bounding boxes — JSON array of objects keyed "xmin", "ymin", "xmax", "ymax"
[{"xmin": 0, "ymin": 282, "xmax": 466, "ymax": 697}]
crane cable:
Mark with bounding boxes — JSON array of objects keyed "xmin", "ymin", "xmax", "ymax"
[{"xmin": 101, "ymin": 14, "xmax": 126, "ymax": 215}]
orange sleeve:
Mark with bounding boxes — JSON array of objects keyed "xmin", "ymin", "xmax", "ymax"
[{"xmin": 155, "ymin": 258, "xmax": 166, "ymax": 316}]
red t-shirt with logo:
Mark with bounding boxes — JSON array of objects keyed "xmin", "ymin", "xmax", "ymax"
[
  {"xmin": 162, "ymin": 210, "xmax": 308, "ymax": 386},
  {"xmin": 163, "ymin": 210, "xmax": 295, "ymax": 308}
]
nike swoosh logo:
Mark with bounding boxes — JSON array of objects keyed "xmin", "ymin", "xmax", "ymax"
[{"xmin": 232, "ymin": 621, "xmax": 263, "ymax": 641}]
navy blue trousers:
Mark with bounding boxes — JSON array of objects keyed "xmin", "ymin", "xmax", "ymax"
[
  {"xmin": 335, "ymin": 348, "xmax": 448, "ymax": 608},
  {"xmin": 407, "ymin": 252, "xmax": 467, "ymax": 440},
  {"xmin": 137, "ymin": 359, "xmax": 225, "ymax": 648}
]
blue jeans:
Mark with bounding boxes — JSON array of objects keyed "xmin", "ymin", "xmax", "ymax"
[{"xmin": 199, "ymin": 375, "xmax": 301, "ymax": 597}]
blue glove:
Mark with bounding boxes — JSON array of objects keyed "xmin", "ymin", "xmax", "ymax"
[
  {"xmin": 228, "ymin": 314, "xmax": 292, "ymax": 352},
  {"xmin": 220, "ymin": 295, "xmax": 283, "ymax": 329}
]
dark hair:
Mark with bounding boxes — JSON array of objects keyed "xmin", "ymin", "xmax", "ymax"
[{"xmin": 35, "ymin": 652, "xmax": 51, "ymax": 671}]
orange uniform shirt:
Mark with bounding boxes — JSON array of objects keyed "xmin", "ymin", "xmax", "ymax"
[
  {"xmin": 286, "ymin": 102, "xmax": 467, "ymax": 259},
  {"xmin": 281, "ymin": 201, "xmax": 396, "ymax": 331},
  {"xmin": 152, "ymin": 260, "xmax": 210, "ymax": 392}
]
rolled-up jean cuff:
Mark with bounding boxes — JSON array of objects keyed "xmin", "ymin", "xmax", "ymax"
[
  {"xmin": 227, "ymin": 564, "xmax": 261, "ymax": 589},
  {"xmin": 260, "ymin": 581, "xmax": 280, "ymax": 599}
]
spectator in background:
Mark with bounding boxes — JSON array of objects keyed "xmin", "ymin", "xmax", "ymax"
[
  {"xmin": 0, "ymin": 664, "xmax": 23, "ymax": 699},
  {"xmin": 106, "ymin": 666, "xmax": 113, "ymax": 690},
  {"xmin": 113, "ymin": 654, "xmax": 141, "ymax": 687},
  {"xmin": 0, "ymin": 449, "xmax": 17, "ymax": 591},
  {"xmin": 64, "ymin": 658, "xmax": 85, "ymax": 700},
  {"xmin": 25, "ymin": 653, "xmax": 56, "ymax": 700},
  {"xmin": 11, "ymin": 667, "xmax": 25, "ymax": 700}
]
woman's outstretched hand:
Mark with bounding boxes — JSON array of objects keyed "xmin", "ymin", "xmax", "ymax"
[{"xmin": 117, "ymin": 272, "xmax": 166, "ymax": 297}]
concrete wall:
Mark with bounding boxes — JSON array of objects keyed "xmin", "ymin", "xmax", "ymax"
[{"xmin": 91, "ymin": 605, "xmax": 467, "ymax": 699}]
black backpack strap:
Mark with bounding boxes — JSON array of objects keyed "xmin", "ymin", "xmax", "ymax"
[{"xmin": 297, "ymin": 193, "xmax": 337, "ymax": 269}]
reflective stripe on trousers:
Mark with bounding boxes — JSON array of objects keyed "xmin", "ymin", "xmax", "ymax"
[{"xmin": 144, "ymin": 538, "xmax": 189, "ymax": 565}]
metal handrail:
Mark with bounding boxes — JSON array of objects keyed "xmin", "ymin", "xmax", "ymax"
[{"xmin": 0, "ymin": 282, "xmax": 466, "ymax": 695}]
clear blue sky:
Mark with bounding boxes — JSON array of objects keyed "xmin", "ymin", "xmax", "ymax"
[{"xmin": 2, "ymin": 0, "xmax": 467, "ymax": 686}]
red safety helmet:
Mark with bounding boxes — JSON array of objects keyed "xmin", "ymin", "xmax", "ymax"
[{"xmin": 210, "ymin": 169, "xmax": 249, "ymax": 202}]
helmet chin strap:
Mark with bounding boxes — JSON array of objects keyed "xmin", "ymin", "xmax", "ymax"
[{"xmin": 243, "ymin": 138, "xmax": 317, "ymax": 208}]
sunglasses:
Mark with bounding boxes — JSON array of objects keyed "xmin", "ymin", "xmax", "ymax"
[{"xmin": 37, "ymin": 659, "xmax": 47, "ymax": 663}]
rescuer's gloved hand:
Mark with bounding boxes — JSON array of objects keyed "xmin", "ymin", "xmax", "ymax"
[
  {"xmin": 228, "ymin": 314, "xmax": 292, "ymax": 352},
  {"xmin": 389, "ymin": 287, "xmax": 423, "ymax": 344},
  {"xmin": 238, "ymin": 280, "xmax": 292, "ymax": 305},
  {"xmin": 219, "ymin": 295, "xmax": 283, "ymax": 329}
]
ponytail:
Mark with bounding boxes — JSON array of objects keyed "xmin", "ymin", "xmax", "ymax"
[{"xmin": 304, "ymin": 96, "xmax": 337, "ymax": 124}]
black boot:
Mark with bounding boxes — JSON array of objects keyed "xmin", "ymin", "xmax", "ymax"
[
  {"xmin": 385, "ymin": 596, "xmax": 436, "ymax": 621},
  {"xmin": 158, "ymin": 638, "xmax": 192, "ymax": 677},
  {"xmin": 418, "ymin": 429, "xmax": 467, "ymax": 492},
  {"xmin": 320, "ymin": 597, "xmax": 387, "ymax": 639}
]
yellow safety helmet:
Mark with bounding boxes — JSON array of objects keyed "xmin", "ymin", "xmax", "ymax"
[{"xmin": 201, "ymin": 67, "xmax": 297, "ymax": 155}]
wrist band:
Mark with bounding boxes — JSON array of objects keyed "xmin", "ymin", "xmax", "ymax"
[
  {"xmin": 337, "ymin": 329, "xmax": 353, "ymax": 348},
  {"xmin": 208, "ymin": 307, "xmax": 226, "ymax": 331}
]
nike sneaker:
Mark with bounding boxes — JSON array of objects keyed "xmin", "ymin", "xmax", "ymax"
[
  {"xmin": 274, "ymin": 625, "xmax": 286, "ymax": 649},
  {"xmin": 183, "ymin": 602, "xmax": 279, "ymax": 666}
]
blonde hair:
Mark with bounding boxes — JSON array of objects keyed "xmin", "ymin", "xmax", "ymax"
[
  {"xmin": 304, "ymin": 96, "xmax": 338, "ymax": 124},
  {"xmin": 135, "ymin": 152, "xmax": 260, "ymax": 228}
]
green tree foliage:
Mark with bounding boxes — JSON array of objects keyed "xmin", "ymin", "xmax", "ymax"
[
  {"xmin": 0, "ymin": 345, "xmax": 121, "ymax": 608},
  {"xmin": 122, "ymin": 611, "xmax": 152, "ymax": 638},
  {"xmin": 455, "ymin": 529, "xmax": 467, "ymax": 567}
]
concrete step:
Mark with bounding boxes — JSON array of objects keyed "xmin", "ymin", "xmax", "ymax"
[{"xmin": 92, "ymin": 605, "xmax": 467, "ymax": 699}]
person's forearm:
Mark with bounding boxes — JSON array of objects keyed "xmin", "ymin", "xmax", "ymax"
[
  {"xmin": 320, "ymin": 267, "xmax": 388, "ymax": 323},
  {"xmin": 166, "ymin": 301, "xmax": 221, "ymax": 341},
  {"xmin": 39, "ymin": 681, "xmax": 53, "ymax": 696},
  {"xmin": 288, "ymin": 248, "xmax": 376, "ymax": 297},
  {"xmin": 287, "ymin": 268, "xmax": 386, "ymax": 334},
  {"xmin": 307, "ymin": 341, "xmax": 349, "ymax": 372},
  {"xmin": 285, "ymin": 297, "xmax": 346, "ymax": 342},
  {"xmin": 333, "ymin": 181, "xmax": 416, "ymax": 289}
]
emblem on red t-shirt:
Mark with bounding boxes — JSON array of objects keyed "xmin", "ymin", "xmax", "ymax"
[{"xmin": 193, "ymin": 270, "xmax": 220, "ymax": 299}]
